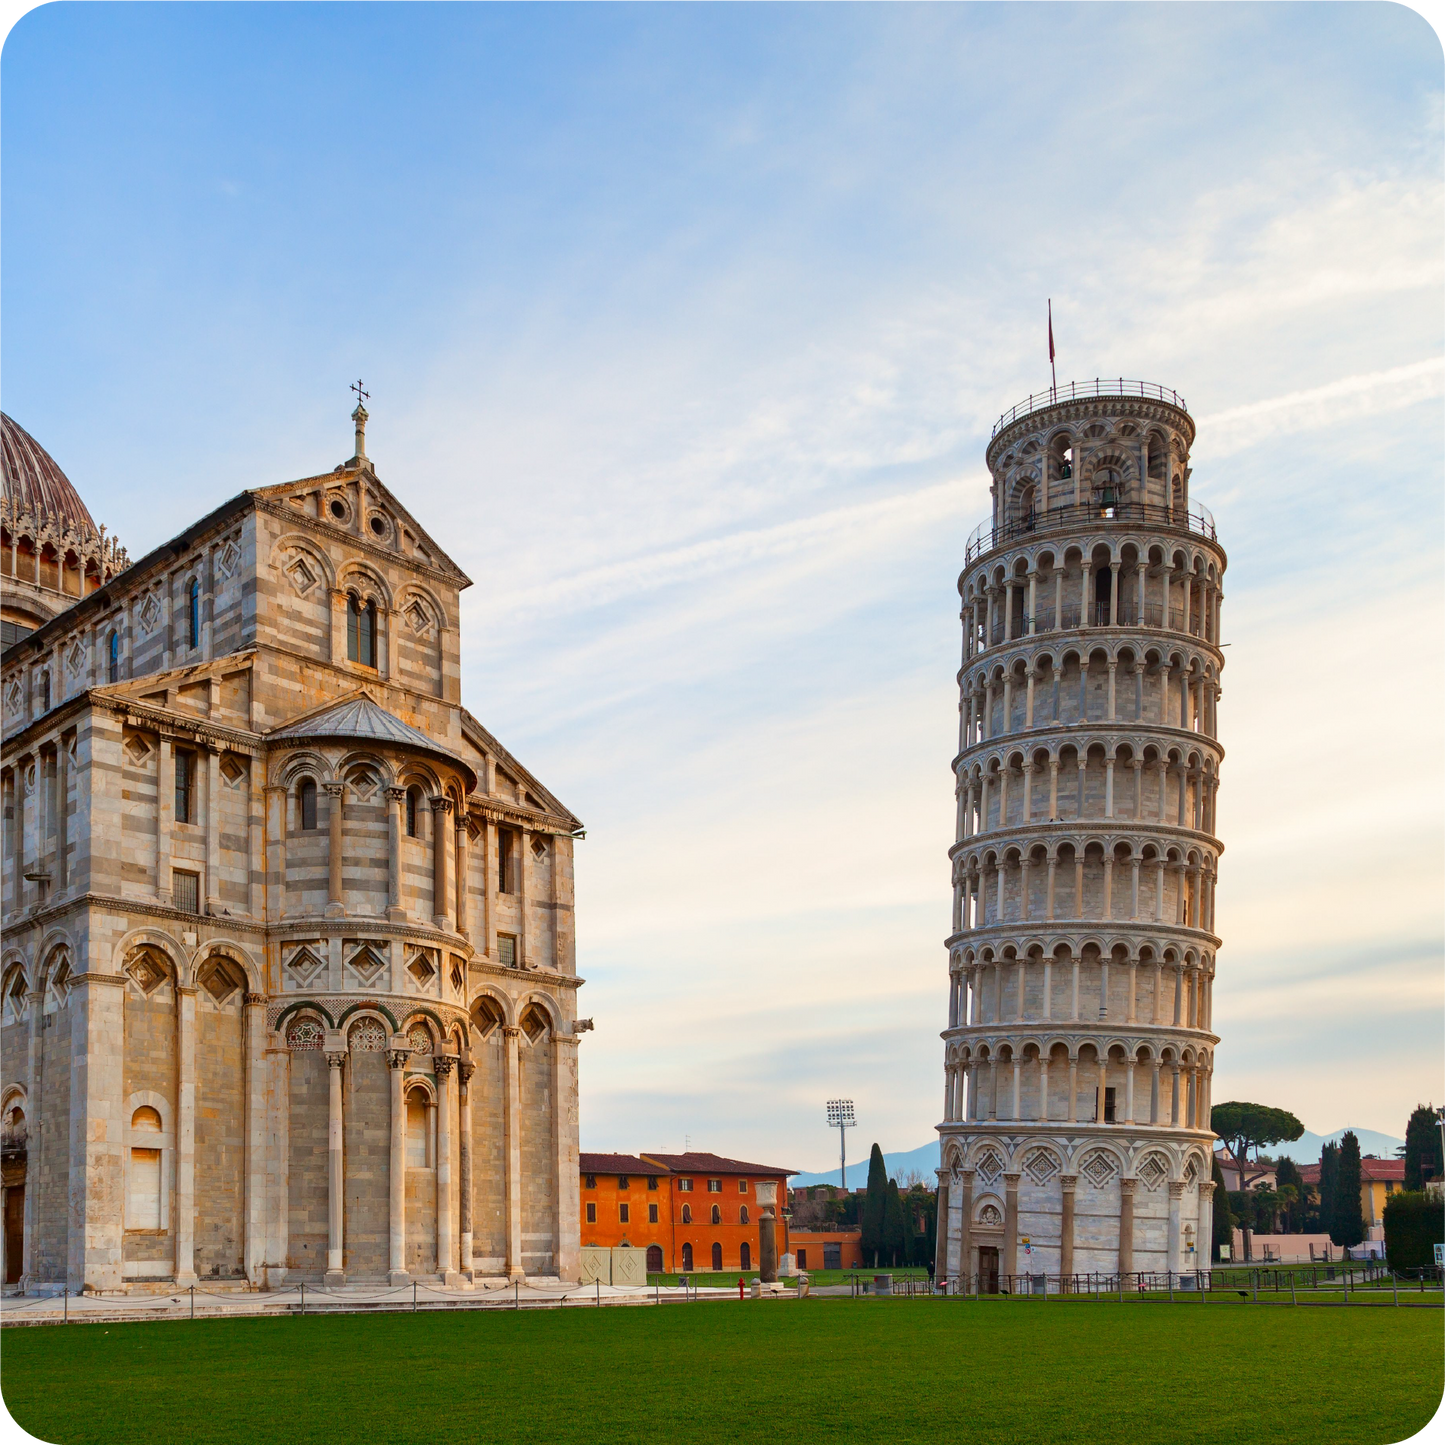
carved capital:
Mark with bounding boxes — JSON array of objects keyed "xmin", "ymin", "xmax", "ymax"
[
  {"xmin": 1059, "ymin": 1173, "xmax": 1078, "ymax": 1194},
  {"xmin": 323, "ymin": 782, "xmax": 344, "ymax": 798},
  {"xmin": 1120, "ymin": 1177, "xmax": 1137, "ymax": 1196},
  {"xmin": 386, "ymin": 786, "xmax": 407, "ymax": 802},
  {"xmin": 244, "ymin": 992, "xmax": 265, "ymax": 1007},
  {"xmin": 502, "ymin": 1025, "xmax": 522, "ymax": 1040},
  {"xmin": 433, "ymin": 1053, "xmax": 456, "ymax": 1078},
  {"xmin": 325, "ymin": 1050, "xmax": 347, "ymax": 1070},
  {"xmin": 1168, "ymin": 1180, "xmax": 1187, "ymax": 1198},
  {"xmin": 431, "ymin": 795, "xmax": 453, "ymax": 815},
  {"xmin": 458, "ymin": 1059, "xmax": 476, "ymax": 1083}
]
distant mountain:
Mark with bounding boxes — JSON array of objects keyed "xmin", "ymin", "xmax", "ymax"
[
  {"xmin": 791, "ymin": 1140, "xmax": 940, "ymax": 1188},
  {"xmin": 1261, "ymin": 1127, "xmax": 1404, "ymax": 1164},
  {"xmin": 788, "ymin": 1126, "xmax": 1406, "ymax": 1187}
]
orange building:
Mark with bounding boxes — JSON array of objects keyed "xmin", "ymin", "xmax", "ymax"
[
  {"xmin": 788, "ymin": 1229, "xmax": 865, "ymax": 1272},
  {"xmin": 579, "ymin": 1150, "xmax": 795, "ymax": 1274}
]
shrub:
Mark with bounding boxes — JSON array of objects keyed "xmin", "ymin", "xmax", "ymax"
[{"xmin": 1383, "ymin": 1191, "xmax": 1445, "ymax": 1271}]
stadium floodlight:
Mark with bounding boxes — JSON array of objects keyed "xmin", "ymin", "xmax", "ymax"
[{"xmin": 826, "ymin": 1099, "xmax": 857, "ymax": 1189}]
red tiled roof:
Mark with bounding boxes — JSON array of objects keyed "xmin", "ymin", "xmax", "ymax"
[
  {"xmin": 578, "ymin": 1153, "xmax": 661, "ymax": 1176},
  {"xmin": 1298, "ymin": 1158, "xmax": 1405, "ymax": 1184},
  {"xmin": 640, "ymin": 1151, "xmax": 797, "ymax": 1177}
]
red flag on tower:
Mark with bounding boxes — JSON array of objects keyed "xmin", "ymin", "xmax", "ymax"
[{"xmin": 1048, "ymin": 299, "xmax": 1057, "ymax": 397}]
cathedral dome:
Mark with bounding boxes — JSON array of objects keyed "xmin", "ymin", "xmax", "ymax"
[{"xmin": 1, "ymin": 412, "xmax": 99, "ymax": 537}]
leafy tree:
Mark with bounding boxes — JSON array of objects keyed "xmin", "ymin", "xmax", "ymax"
[
  {"xmin": 1384, "ymin": 1191, "xmax": 1445, "ymax": 1271},
  {"xmin": 1251, "ymin": 1185, "xmax": 1279, "ymax": 1234},
  {"xmin": 860, "ymin": 1144, "xmax": 888, "ymax": 1265},
  {"xmin": 1227, "ymin": 1190, "xmax": 1254, "ymax": 1231},
  {"xmin": 1211, "ymin": 1156, "xmax": 1234, "ymax": 1260},
  {"xmin": 1276, "ymin": 1185, "xmax": 1299, "ymax": 1234},
  {"xmin": 883, "ymin": 1179, "xmax": 906, "ymax": 1266},
  {"xmin": 1210, "ymin": 1102, "xmax": 1304, "ymax": 1189},
  {"xmin": 1402, "ymin": 1104, "xmax": 1442, "ymax": 1191},
  {"xmin": 1331, "ymin": 1130, "xmax": 1365, "ymax": 1248}
]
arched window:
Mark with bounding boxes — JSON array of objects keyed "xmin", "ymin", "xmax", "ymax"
[
  {"xmin": 298, "ymin": 778, "xmax": 317, "ymax": 831},
  {"xmin": 710, "ymin": 1204, "xmax": 721, "ymax": 1225},
  {"xmin": 680, "ymin": 1204, "xmax": 691, "ymax": 1225},
  {"xmin": 681, "ymin": 1242, "xmax": 693, "ymax": 1272},
  {"xmin": 711, "ymin": 1242, "xmax": 723, "ymax": 1272},
  {"xmin": 107, "ymin": 630, "xmax": 120, "ymax": 683},
  {"xmin": 347, "ymin": 593, "xmax": 377, "ymax": 667},
  {"xmin": 406, "ymin": 786, "xmax": 420, "ymax": 837},
  {"xmin": 740, "ymin": 1241, "xmax": 751, "ymax": 1271},
  {"xmin": 188, "ymin": 579, "xmax": 200, "ymax": 649},
  {"xmin": 129, "ymin": 1106, "xmax": 163, "ymax": 1231},
  {"xmin": 739, "ymin": 1206, "xmax": 749, "ymax": 1225}
]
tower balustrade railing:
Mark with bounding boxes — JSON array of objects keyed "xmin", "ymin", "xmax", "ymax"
[
  {"xmin": 965, "ymin": 500, "xmax": 1217, "ymax": 565},
  {"xmin": 990, "ymin": 379, "xmax": 1189, "ymax": 438}
]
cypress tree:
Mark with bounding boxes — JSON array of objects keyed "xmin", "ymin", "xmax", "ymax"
[
  {"xmin": 1211, "ymin": 1156, "xmax": 1234, "ymax": 1260},
  {"xmin": 900, "ymin": 1186, "xmax": 918, "ymax": 1264},
  {"xmin": 1318, "ymin": 1140, "xmax": 1339, "ymax": 1239},
  {"xmin": 1332, "ymin": 1131, "xmax": 1365, "ymax": 1248},
  {"xmin": 861, "ymin": 1144, "xmax": 888, "ymax": 1265},
  {"xmin": 1403, "ymin": 1104, "xmax": 1442, "ymax": 1191}
]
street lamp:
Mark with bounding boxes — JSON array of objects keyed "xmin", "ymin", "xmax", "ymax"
[{"xmin": 826, "ymin": 1099, "xmax": 856, "ymax": 1190}]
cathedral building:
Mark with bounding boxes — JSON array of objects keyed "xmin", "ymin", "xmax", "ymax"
[
  {"xmin": 936, "ymin": 381, "xmax": 1223, "ymax": 1291},
  {"xmin": 0, "ymin": 403, "xmax": 585, "ymax": 1293}
]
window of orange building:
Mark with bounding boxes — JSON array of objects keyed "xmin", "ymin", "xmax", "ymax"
[
  {"xmin": 619, "ymin": 1203, "xmax": 630, "ymax": 1223},
  {"xmin": 586, "ymin": 1202, "xmax": 596, "ymax": 1223}
]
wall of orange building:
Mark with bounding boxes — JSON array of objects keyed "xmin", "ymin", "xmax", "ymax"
[
  {"xmin": 579, "ymin": 1169, "xmax": 791, "ymax": 1273},
  {"xmin": 788, "ymin": 1230, "xmax": 866, "ymax": 1271}
]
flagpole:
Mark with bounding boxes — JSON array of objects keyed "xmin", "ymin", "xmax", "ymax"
[{"xmin": 1048, "ymin": 299, "xmax": 1057, "ymax": 400}]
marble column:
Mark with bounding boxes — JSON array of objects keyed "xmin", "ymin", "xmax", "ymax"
[
  {"xmin": 1167, "ymin": 1180, "xmax": 1185, "ymax": 1275},
  {"xmin": 757, "ymin": 1179, "xmax": 779, "ymax": 1283},
  {"xmin": 434, "ymin": 1051, "xmax": 459, "ymax": 1284},
  {"xmin": 324, "ymin": 782, "xmax": 345, "ymax": 918},
  {"xmin": 455, "ymin": 814, "xmax": 470, "ymax": 938},
  {"xmin": 385, "ymin": 787, "xmax": 406, "ymax": 921},
  {"xmin": 243, "ymin": 992, "xmax": 266, "ymax": 1284},
  {"xmin": 174, "ymin": 983, "xmax": 198, "ymax": 1286},
  {"xmin": 156, "ymin": 738, "xmax": 174, "ymax": 904},
  {"xmin": 503, "ymin": 1025, "xmax": 524, "ymax": 1278},
  {"xmin": 387, "ymin": 1038, "xmax": 410, "ymax": 1285},
  {"xmin": 1002, "ymin": 1173, "xmax": 1020, "ymax": 1284},
  {"xmin": 324, "ymin": 1044, "xmax": 347, "ymax": 1284},
  {"xmin": 458, "ymin": 1055, "xmax": 475, "ymax": 1277},
  {"xmin": 1060, "ymin": 1175, "xmax": 1077, "ymax": 1286},
  {"xmin": 1118, "ymin": 1177, "xmax": 1136, "ymax": 1276},
  {"xmin": 432, "ymin": 797, "xmax": 453, "ymax": 930},
  {"xmin": 1197, "ymin": 1181, "xmax": 1216, "ymax": 1278},
  {"xmin": 205, "ymin": 746, "xmax": 222, "ymax": 913},
  {"xmin": 934, "ymin": 1177, "xmax": 951, "ymax": 1283}
]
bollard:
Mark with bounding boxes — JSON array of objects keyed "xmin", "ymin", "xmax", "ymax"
[
  {"xmin": 413, "ymin": 1282, "xmax": 417, "ymax": 1313},
  {"xmin": 1290, "ymin": 1275, "xmax": 1296, "ymax": 1305},
  {"xmin": 300, "ymin": 1283, "xmax": 305, "ymax": 1316}
]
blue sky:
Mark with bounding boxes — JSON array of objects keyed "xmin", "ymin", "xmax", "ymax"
[{"xmin": 3, "ymin": 2, "xmax": 1441, "ymax": 1171}]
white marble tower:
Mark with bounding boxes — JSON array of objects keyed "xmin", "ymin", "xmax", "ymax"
[{"xmin": 935, "ymin": 381, "xmax": 1224, "ymax": 1292}]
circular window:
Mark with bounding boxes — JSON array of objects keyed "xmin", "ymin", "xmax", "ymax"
[
  {"xmin": 330, "ymin": 499, "xmax": 347, "ymax": 520},
  {"xmin": 369, "ymin": 514, "xmax": 387, "ymax": 537}
]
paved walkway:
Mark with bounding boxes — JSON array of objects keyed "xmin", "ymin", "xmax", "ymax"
[{"xmin": 0, "ymin": 1278, "xmax": 746, "ymax": 1327}]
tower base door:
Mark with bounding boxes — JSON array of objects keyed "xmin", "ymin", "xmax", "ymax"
[{"xmin": 978, "ymin": 1246, "xmax": 999, "ymax": 1295}]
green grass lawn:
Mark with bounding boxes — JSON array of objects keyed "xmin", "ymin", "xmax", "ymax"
[{"xmin": 3, "ymin": 1296, "xmax": 1440, "ymax": 1445}]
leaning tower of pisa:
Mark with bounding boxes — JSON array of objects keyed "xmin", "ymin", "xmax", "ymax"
[{"xmin": 936, "ymin": 381, "xmax": 1225, "ymax": 1292}]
